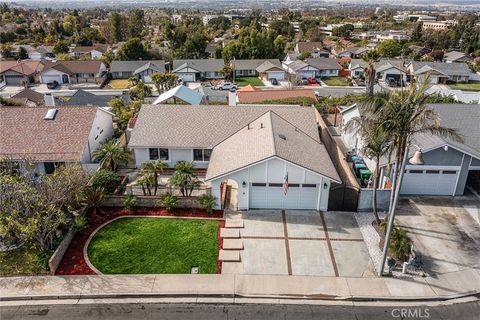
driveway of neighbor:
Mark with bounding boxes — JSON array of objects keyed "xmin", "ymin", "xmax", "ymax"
[
  {"xmin": 225, "ymin": 210, "xmax": 374, "ymax": 277},
  {"xmin": 396, "ymin": 196, "xmax": 480, "ymax": 275}
]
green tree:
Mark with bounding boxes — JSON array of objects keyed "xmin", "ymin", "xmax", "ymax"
[
  {"xmin": 362, "ymin": 49, "xmax": 380, "ymax": 97},
  {"xmin": 92, "ymin": 139, "xmax": 130, "ymax": 171},
  {"xmin": 129, "ymin": 82, "xmax": 152, "ymax": 100},
  {"xmin": 220, "ymin": 65, "xmax": 233, "ymax": 81},
  {"xmin": 332, "ymin": 24, "xmax": 354, "ymax": 38},
  {"xmin": 109, "ymin": 12, "xmax": 125, "ymax": 43},
  {"xmin": 127, "ymin": 9, "xmax": 145, "ymax": 39},
  {"xmin": 52, "ymin": 40, "xmax": 69, "ymax": 55},
  {"xmin": 376, "ymin": 39, "xmax": 402, "ymax": 58},
  {"xmin": 410, "ymin": 23, "xmax": 422, "ymax": 42},
  {"xmin": 141, "ymin": 160, "xmax": 167, "ymax": 196},
  {"xmin": 0, "ymin": 43, "xmax": 13, "ymax": 58},
  {"xmin": 170, "ymin": 161, "xmax": 201, "ymax": 197},
  {"xmin": 117, "ymin": 38, "xmax": 149, "ymax": 60},
  {"xmin": 151, "ymin": 73, "xmax": 179, "ymax": 93},
  {"xmin": 297, "ymin": 51, "xmax": 311, "ymax": 60},
  {"xmin": 18, "ymin": 46, "xmax": 28, "ymax": 59}
]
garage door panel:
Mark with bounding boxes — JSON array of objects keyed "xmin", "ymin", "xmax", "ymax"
[
  {"xmin": 401, "ymin": 170, "xmax": 457, "ymax": 195},
  {"xmin": 249, "ymin": 184, "xmax": 318, "ymax": 209}
]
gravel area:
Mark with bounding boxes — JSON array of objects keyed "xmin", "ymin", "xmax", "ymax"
[{"xmin": 354, "ymin": 211, "xmax": 386, "ymax": 274}]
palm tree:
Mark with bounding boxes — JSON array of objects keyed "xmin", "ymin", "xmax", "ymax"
[
  {"xmin": 362, "ymin": 50, "xmax": 380, "ymax": 97},
  {"xmin": 141, "ymin": 160, "xmax": 167, "ymax": 195},
  {"xmin": 170, "ymin": 161, "xmax": 201, "ymax": 197},
  {"xmin": 81, "ymin": 187, "xmax": 106, "ymax": 216},
  {"xmin": 92, "ymin": 139, "xmax": 130, "ymax": 171},
  {"xmin": 137, "ymin": 174, "xmax": 154, "ymax": 196}
]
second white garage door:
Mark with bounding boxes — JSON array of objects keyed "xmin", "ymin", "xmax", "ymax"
[
  {"xmin": 249, "ymin": 183, "xmax": 319, "ymax": 209},
  {"xmin": 400, "ymin": 169, "xmax": 458, "ymax": 195}
]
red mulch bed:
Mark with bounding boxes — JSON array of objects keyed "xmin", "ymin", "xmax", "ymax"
[{"xmin": 55, "ymin": 207, "xmax": 224, "ymax": 275}]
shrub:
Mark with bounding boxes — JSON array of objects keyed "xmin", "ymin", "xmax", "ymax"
[
  {"xmin": 72, "ymin": 215, "xmax": 87, "ymax": 231},
  {"xmin": 199, "ymin": 194, "xmax": 217, "ymax": 214},
  {"xmin": 389, "ymin": 226, "xmax": 412, "ymax": 262},
  {"xmin": 161, "ymin": 192, "xmax": 178, "ymax": 211},
  {"xmin": 91, "ymin": 170, "xmax": 121, "ymax": 194},
  {"xmin": 123, "ymin": 194, "xmax": 137, "ymax": 210}
]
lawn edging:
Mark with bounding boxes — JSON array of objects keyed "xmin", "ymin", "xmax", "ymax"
[{"xmin": 49, "ymin": 227, "xmax": 76, "ymax": 275}]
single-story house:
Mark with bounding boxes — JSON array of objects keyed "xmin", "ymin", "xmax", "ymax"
[
  {"xmin": 70, "ymin": 44, "xmax": 109, "ymax": 59},
  {"xmin": 128, "ymin": 104, "xmax": 341, "ymax": 210},
  {"xmin": 407, "ymin": 61, "xmax": 471, "ymax": 84},
  {"xmin": 334, "ymin": 46, "xmax": 369, "ymax": 59},
  {"xmin": 0, "ymin": 106, "xmax": 114, "ymax": 174},
  {"xmin": 110, "ymin": 60, "xmax": 166, "ymax": 83},
  {"xmin": 236, "ymin": 88, "xmax": 316, "ymax": 104},
  {"xmin": 25, "ymin": 45, "xmax": 54, "ymax": 60},
  {"xmin": 304, "ymin": 58, "xmax": 342, "ymax": 78},
  {"xmin": 340, "ymin": 103, "xmax": 480, "ymax": 196},
  {"xmin": 348, "ymin": 59, "xmax": 368, "ymax": 78},
  {"xmin": 232, "ymin": 59, "xmax": 285, "ymax": 80},
  {"xmin": 0, "ymin": 60, "xmax": 46, "ymax": 86},
  {"xmin": 283, "ymin": 60, "xmax": 320, "ymax": 79},
  {"xmin": 443, "ymin": 51, "xmax": 473, "ymax": 63},
  {"xmin": 294, "ymin": 42, "xmax": 330, "ymax": 58},
  {"xmin": 153, "ymin": 85, "xmax": 203, "ymax": 105},
  {"xmin": 172, "ymin": 59, "xmax": 224, "ymax": 82},
  {"xmin": 55, "ymin": 89, "xmax": 130, "ymax": 108},
  {"xmin": 374, "ymin": 59, "xmax": 407, "ymax": 83},
  {"xmin": 40, "ymin": 60, "xmax": 107, "ymax": 84},
  {"xmin": 7, "ymin": 88, "xmax": 45, "ymax": 106}
]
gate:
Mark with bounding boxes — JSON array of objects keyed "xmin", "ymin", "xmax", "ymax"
[{"xmin": 328, "ymin": 183, "xmax": 360, "ymax": 211}]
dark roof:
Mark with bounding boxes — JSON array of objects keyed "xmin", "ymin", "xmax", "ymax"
[
  {"xmin": 172, "ymin": 59, "xmax": 224, "ymax": 73},
  {"xmin": 57, "ymin": 90, "xmax": 129, "ymax": 108},
  {"xmin": 110, "ymin": 60, "xmax": 166, "ymax": 73},
  {"xmin": 9, "ymin": 88, "xmax": 44, "ymax": 105},
  {"xmin": 304, "ymin": 58, "xmax": 342, "ymax": 71},
  {"xmin": 409, "ymin": 61, "xmax": 471, "ymax": 77},
  {"xmin": 232, "ymin": 59, "xmax": 282, "ymax": 71}
]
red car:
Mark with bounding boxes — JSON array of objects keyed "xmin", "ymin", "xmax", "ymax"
[{"xmin": 307, "ymin": 77, "xmax": 317, "ymax": 84}]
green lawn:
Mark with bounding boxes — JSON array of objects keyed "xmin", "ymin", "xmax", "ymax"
[
  {"xmin": 0, "ymin": 245, "xmax": 50, "ymax": 276},
  {"xmin": 108, "ymin": 79, "xmax": 131, "ymax": 89},
  {"xmin": 87, "ymin": 218, "xmax": 219, "ymax": 274},
  {"xmin": 448, "ymin": 83, "xmax": 480, "ymax": 91},
  {"xmin": 322, "ymin": 76, "xmax": 351, "ymax": 86},
  {"xmin": 234, "ymin": 77, "xmax": 265, "ymax": 87}
]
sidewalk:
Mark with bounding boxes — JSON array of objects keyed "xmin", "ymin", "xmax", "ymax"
[{"xmin": 1, "ymin": 268, "xmax": 479, "ymax": 302}]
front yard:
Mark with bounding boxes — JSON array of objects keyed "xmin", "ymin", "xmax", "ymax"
[
  {"xmin": 235, "ymin": 77, "xmax": 265, "ymax": 87},
  {"xmin": 87, "ymin": 217, "xmax": 220, "ymax": 274},
  {"xmin": 448, "ymin": 83, "xmax": 480, "ymax": 91},
  {"xmin": 322, "ymin": 76, "xmax": 352, "ymax": 86},
  {"xmin": 107, "ymin": 79, "xmax": 131, "ymax": 89}
]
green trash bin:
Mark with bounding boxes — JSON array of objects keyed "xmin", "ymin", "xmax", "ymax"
[{"xmin": 358, "ymin": 169, "xmax": 372, "ymax": 182}]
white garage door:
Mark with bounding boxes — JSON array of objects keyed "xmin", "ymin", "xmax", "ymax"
[
  {"xmin": 143, "ymin": 75, "xmax": 152, "ymax": 83},
  {"xmin": 42, "ymin": 75, "xmax": 62, "ymax": 83},
  {"xmin": 267, "ymin": 71, "xmax": 285, "ymax": 80},
  {"xmin": 400, "ymin": 169, "xmax": 458, "ymax": 195},
  {"xmin": 249, "ymin": 183, "xmax": 319, "ymax": 209},
  {"xmin": 179, "ymin": 73, "xmax": 195, "ymax": 82}
]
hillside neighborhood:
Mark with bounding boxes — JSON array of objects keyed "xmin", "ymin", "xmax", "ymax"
[{"xmin": 0, "ymin": 2, "xmax": 480, "ymax": 319}]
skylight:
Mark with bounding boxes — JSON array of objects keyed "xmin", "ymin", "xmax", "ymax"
[{"xmin": 44, "ymin": 109, "xmax": 58, "ymax": 120}]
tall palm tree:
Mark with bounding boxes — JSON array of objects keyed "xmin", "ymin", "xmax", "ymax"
[
  {"xmin": 362, "ymin": 50, "xmax": 380, "ymax": 97},
  {"xmin": 92, "ymin": 139, "xmax": 129, "ymax": 171},
  {"xmin": 141, "ymin": 160, "xmax": 167, "ymax": 195},
  {"xmin": 170, "ymin": 161, "xmax": 201, "ymax": 197}
]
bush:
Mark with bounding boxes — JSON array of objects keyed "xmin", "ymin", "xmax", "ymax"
[
  {"xmin": 123, "ymin": 194, "xmax": 137, "ymax": 210},
  {"xmin": 161, "ymin": 193, "xmax": 178, "ymax": 211},
  {"xmin": 91, "ymin": 170, "xmax": 121, "ymax": 194},
  {"xmin": 199, "ymin": 194, "xmax": 217, "ymax": 214},
  {"xmin": 389, "ymin": 226, "xmax": 412, "ymax": 262},
  {"xmin": 72, "ymin": 215, "xmax": 87, "ymax": 231}
]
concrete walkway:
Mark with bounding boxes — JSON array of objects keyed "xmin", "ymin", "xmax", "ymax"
[{"xmin": 1, "ymin": 268, "xmax": 479, "ymax": 302}]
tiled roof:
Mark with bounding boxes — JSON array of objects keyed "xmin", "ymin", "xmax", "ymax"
[
  {"xmin": 0, "ymin": 60, "xmax": 46, "ymax": 76},
  {"xmin": 0, "ymin": 106, "xmax": 100, "ymax": 162},
  {"xmin": 9, "ymin": 88, "xmax": 44, "ymax": 105},
  {"xmin": 172, "ymin": 59, "xmax": 224, "ymax": 73},
  {"xmin": 237, "ymin": 89, "xmax": 316, "ymax": 104}
]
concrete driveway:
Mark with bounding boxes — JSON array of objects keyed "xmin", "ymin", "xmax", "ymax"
[
  {"xmin": 396, "ymin": 196, "xmax": 480, "ymax": 275},
  {"xmin": 223, "ymin": 210, "xmax": 374, "ymax": 277}
]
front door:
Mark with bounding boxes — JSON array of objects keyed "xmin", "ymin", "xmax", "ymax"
[{"xmin": 62, "ymin": 74, "xmax": 69, "ymax": 84}]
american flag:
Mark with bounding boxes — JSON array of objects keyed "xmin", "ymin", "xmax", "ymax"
[{"xmin": 283, "ymin": 172, "xmax": 289, "ymax": 196}]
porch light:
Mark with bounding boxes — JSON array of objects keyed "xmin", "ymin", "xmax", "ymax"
[
  {"xmin": 323, "ymin": 182, "xmax": 328, "ymax": 189},
  {"xmin": 409, "ymin": 145, "xmax": 424, "ymax": 165},
  {"xmin": 242, "ymin": 181, "xmax": 247, "ymax": 188}
]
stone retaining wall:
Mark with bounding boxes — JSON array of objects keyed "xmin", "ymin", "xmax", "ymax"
[{"xmin": 48, "ymin": 227, "xmax": 76, "ymax": 275}]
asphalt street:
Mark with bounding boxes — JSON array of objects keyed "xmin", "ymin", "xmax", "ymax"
[{"xmin": 1, "ymin": 299, "xmax": 479, "ymax": 320}]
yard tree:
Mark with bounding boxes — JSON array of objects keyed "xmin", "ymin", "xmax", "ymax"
[
  {"xmin": 410, "ymin": 23, "xmax": 422, "ymax": 42},
  {"xmin": 129, "ymin": 82, "xmax": 152, "ymax": 100},
  {"xmin": 141, "ymin": 160, "xmax": 167, "ymax": 195},
  {"xmin": 109, "ymin": 12, "xmax": 125, "ymax": 43},
  {"xmin": 92, "ymin": 139, "xmax": 130, "ymax": 171},
  {"xmin": 332, "ymin": 24, "xmax": 354, "ymax": 38},
  {"xmin": 52, "ymin": 40, "xmax": 69, "ymax": 55},
  {"xmin": 0, "ymin": 43, "xmax": 13, "ymax": 58},
  {"xmin": 18, "ymin": 46, "xmax": 28, "ymax": 59},
  {"xmin": 363, "ymin": 49, "xmax": 379, "ymax": 97},
  {"xmin": 170, "ymin": 161, "xmax": 201, "ymax": 197},
  {"xmin": 297, "ymin": 51, "xmax": 311, "ymax": 60},
  {"xmin": 151, "ymin": 73, "xmax": 179, "ymax": 93},
  {"xmin": 127, "ymin": 9, "xmax": 145, "ymax": 39},
  {"xmin": 220, "ymin": 65, "xmax": 233, "ymax": 81},
  {"xmin": 117, "ymin": 38, "xmax": 149, "ymax": 60},
  {"xmin": 376, "ymin": 39, "xmax": 402, "ymax": 58}
]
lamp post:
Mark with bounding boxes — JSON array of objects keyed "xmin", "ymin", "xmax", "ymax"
[{"xmin": 378, "ymin": 142, "xmax": 423, "ymax": 276}]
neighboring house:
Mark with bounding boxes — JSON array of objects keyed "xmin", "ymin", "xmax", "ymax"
[
  {"xmin": 283, "ymin": 60, "xmax": 319, "ymax": 79},
  {"xmin": 443, "ymin": 51, "xmax": 473, "ymax": 63},
  {"xmin": 374, "ymin": 59, "xmax": 407, "ymax": 83},
  {"xmin": 0, "ymin": 106, "xmax": 114, "ymax": 174},
  {"xmin": 110, "ymin": 60, "xmax": 166, "ymax": 83},
  {"xmin": 70, "ymin": 44, "xmax": 109, "ymax": 59},
  {"xmin": 0, "ymin": 60, "xmax": 46, "ymax": 86},
  {"xmin": 232, "ymin": 59, "xmax": 284, "ymax": 80},
  {"xmin": 340, "ymin": 103, "xmax": 480, "ymax": 196},
  {"xmin": 25, "ymin": 45, "xmax": 54, "ymax": 60},
  {"xmin": 408, "ymin": 45, "xmax": 432, "ymax": 57},
  {"xmin": 334, "ymin": 47, "xmax": 369, "ymax": 59},
  {"xmin": 128, "ymin": 104, "xmax": 340, "ymax": 211},
  {"xmin": 55, "ymin": 89, "xmax": 130, "ymax": 108},
  {"xmin": 236, "ymin": 88, "xmax": 316, "ymax": 104},
  {"xmin": 407, "ymin": 61, "xmax": 471, "ymax": 84},
  {"xmin": 348, "ymin": 59, "xmax": 368, "ymax": 78},
  {"xmin": 294, "ymin": 42, "xmax": 330, "ymax": 58},
  {"xmin": 153, "ymin": 85, "xmax": 204, "ymax": 105},
  {"xmin": 284, "ymin": 52, "xmax": 300, "ymax": 63},
  {"xmin": 172, "ymin": 59, "xmax": 224, "ymax": 82},
  {"xmin": 205, "ymin": 43, "xmax": 218, "ymax": 58},
  {"xmin": 304, "ymin": 58, "xmax": 342, "ymax": 78},
  {"xmin": 40, "ymin": 60, "xmax": 107, "ymax": 84},
  {"xmin": 7, "ymin": 88, "xmax": 45, "ymax": 107}
]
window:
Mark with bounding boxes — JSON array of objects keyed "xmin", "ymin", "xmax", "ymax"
[
  {"xmin": 443, "ymin": 170, "xmax": 457, "ymax": 174},
  {"xmin": 426, "ymin": 170, "xmax": 440, "ymax": 174},
  {"xmin": 409, "ymin": 170, "xmax": 423, "ymax": 174},
  {"xmin": 149, "ymin": 148, "xmax": 169, "ymax": 161},
  {"xmin": 289, "ymin": 184, "xmax": 300, "ymax": 187},
  {"xmin": 193, "ymin": 149, "xmax": 211, "ymax": 161},
  {"xmin": 252, "ymin": 183, "xmax": 266, "ymax": 187},
  {"xmin": 302, "ymin": 184, "xmax": 317, "ymax": 188},
  {"xmin": 43, "ymin": 162, "xmax": 64, "ymax": 174},
  {"xmin": 269, "ymin": 183, "xmax": 283, "ymax": 187}
]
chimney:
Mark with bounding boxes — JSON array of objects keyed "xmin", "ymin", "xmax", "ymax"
[
  {"xmin": 228, "ymin": 89, "xmax": 237, "ymax": 107},
  {"xmin": 44, "ymin": 93, "xmax": 55, "ymax": 107}
]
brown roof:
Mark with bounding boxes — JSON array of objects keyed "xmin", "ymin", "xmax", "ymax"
[
  {"xmin": 0, "ymin": 60, "xmax": 46, "ymax": 76},
  {"xmin": 10, "ymin": 88, "xmax": 44, "ymax": 105},
  {"xmin": 0, "ymin": 106, "xmax": 99, "ymax": 162},
  {"xmin": 72, "ymin": 44, "xmax": 108, "ymax": 53},
  {"xmin": 237, "ymin": 89, "xmax": 316, "ymax": 104},
  {"xmin": 297, "ymin": 42, "xmax": 325, "ymax": 53},
  {"xmin": 43, "ymin": 60, "xmax": 104, "ymax": 75}
]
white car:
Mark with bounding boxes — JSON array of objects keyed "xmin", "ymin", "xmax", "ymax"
[{"xmin": 215, "ymin": 82, "xmax": 237, "ymax": 90}]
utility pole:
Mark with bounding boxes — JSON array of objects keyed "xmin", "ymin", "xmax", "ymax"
[{"xmin": 232, "ymin": 57, "xmax": 235, "ymax": 84}]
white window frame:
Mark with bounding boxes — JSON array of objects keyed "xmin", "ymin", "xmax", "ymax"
[
  {"xmin": 193, "ymin": 149, "xmax": 212, "ymax": 162},
  {"xmin": 149, "ymin": 148, "xmax": 170, "ymax": 161}
]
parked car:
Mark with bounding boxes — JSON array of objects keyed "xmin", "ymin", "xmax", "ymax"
[
  {"xmin": 307, "ymin": 77, "xmax": 317, "ymax": 84},
  {"xmin": 47, "ymin": 81, "xmax": 59, "ymax": 89},
  {"xmin": 300, "ymin": 77, "xmax": 308, "ymax": 85},
  {"xmin": 270, "ymin": 78, "xmax": 278, "ymax": 85},
  {"xmin": 215, "ymin": 82, "xmax": 237, "ymax": 90}
]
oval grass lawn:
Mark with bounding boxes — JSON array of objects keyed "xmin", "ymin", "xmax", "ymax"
[{"xmin": 87, "ymin": 217, "xmax": 219, "ymax": 274}]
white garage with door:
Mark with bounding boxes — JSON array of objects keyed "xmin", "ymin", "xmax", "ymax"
[
  {"xmin": 400, "ymin": 168, "xmax": 458, "ymax": 195},
  {"xmin": 177, "ymin": 73, "xmax": 196, "ymax": 82},
  {"xmin": 249, "ymin": 182, "xmax": 319, "ymax": 209},
  {"xmin": 266, "ymin": 71, "xmax": 285, "ymax": 81}
]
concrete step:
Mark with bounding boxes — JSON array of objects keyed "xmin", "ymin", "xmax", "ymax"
[
  {"xmin": 220, "ymin": 228, "xmax": 240, "ymax": 238},
  {"xmin": 225, "ymin": 219, "xmax": 244, "ymax": 228},
  {"xmin": 223, "ymin": 239, "xmax": 243, "ymax": 250},
  {"xmin": 221, "ymin": 262, "xmax": 243, "ymax": 274},
  {"xmin": 219, "ymin": 250, "xmax": 241, "ymax": 262}
]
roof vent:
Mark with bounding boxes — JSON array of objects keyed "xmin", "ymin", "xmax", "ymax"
[
  {"xmin": 279, "ymin": 134, "xmax": 287, "ymax": 140},
  {"xmin": 44, "ymin": 108, "xmax": 58, "ymax": 120},
  {"xmin": 260, "ymin": 123, "xmax": 264, "ymax": 129}
]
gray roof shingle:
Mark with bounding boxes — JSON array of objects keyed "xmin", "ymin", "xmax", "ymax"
[
  {"xmin": 110, "ymin": 60, "xmax": 165, "ymax": 73},
  {"xmin": 172, "ymin": 59, "xmax": 224, "ymax": 73},
  {"xmin": 304, "ymin": 58, "xmax": 341, "ymax": 71},
  {"xmin": 409, "ymin": 61, "xmax": 471, "ymax": 77}
]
